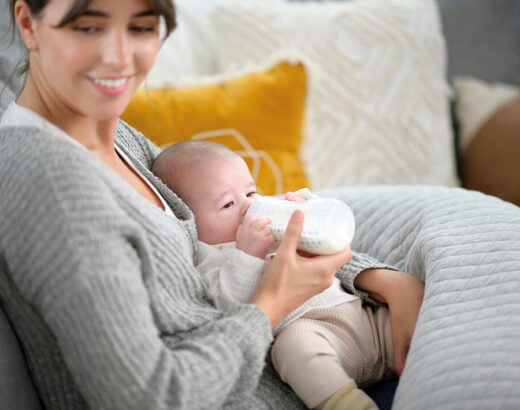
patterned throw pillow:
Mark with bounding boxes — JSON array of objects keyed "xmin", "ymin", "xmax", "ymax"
[
  {"xmin": 122, "ymin": 60, "xmax": 308, "ymax": 196},
  {"xmin": 210, "ymin": 0, "xmax": 459, "ymax": 189}
]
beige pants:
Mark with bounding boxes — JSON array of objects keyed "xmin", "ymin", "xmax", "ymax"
[{"xmin": 271, "ymin": 299, "xmax": 394, "ymax": 409}]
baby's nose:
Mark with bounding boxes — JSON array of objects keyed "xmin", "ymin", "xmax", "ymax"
[{"xmin": 241, "ymin": 198, "xmax": 254, "ymax": 216}]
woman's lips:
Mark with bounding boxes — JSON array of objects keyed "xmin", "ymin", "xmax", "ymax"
[{"xmin": 88, "ymin": 76, "xmax": 131, "ymax": 96}]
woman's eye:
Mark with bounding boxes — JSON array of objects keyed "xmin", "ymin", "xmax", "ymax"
[
  {"xmin": 222, "ymin": 201, "xmax": 234, "ymax": 209},
  {"xmin": 130, "ymin": 25, "xmax": 156, "ymax": 33},
  {"xmin": 73, "ymin": 26, "xmax": 99, "ymax": 34}
]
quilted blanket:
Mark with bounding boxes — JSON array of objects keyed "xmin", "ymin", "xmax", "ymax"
[{"xmin": 320, "ymin": 185, "xmax": 520, "ymax": 410}]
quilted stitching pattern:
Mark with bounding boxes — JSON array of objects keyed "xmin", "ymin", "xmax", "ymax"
[{"xmin": 320, "ymin": 185, "xmax": 520, "ymax": 409}]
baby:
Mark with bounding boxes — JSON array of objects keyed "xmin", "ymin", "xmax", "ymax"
[{"xmin": 152, "ymin": 140, "xmax": 396, "ymax": 410}]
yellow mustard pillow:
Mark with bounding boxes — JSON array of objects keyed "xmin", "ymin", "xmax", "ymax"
[{"xmin": 121, "ymin": 61, "xmax": 308, "ymax": 196}]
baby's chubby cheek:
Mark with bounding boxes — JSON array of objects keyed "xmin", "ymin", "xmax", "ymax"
[{"xmin": 195, "ymin": 218, "xmax": 228, "ymax": 244}]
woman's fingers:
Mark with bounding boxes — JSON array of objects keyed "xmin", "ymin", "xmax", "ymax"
[
  {"xmin": 330, "ymin": 246, "xmax": 353, "ymax": 268},
  {"xmin": 277, "ymin": 210, "xmax": 305, "ymax": 254},
  {"xmin": 302, "ymin": 246, "xmax": 352, "ymax": 267},
  {"xmin": 250, "ymin": 211, "xmax": 353, "ymax": 328},
  {"xmin": 303, "ymin": 247, "xmax": 353, "ymax": 281}
]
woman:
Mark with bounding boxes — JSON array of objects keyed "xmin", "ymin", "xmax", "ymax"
[{"xmin": 0, "ymin": 0, "xmax": 423, "ymax": 408}]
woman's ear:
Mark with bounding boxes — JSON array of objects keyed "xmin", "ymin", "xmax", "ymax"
[{"xmin": 14, "ymin": 1, "xmax": 39, "ymax": 52}]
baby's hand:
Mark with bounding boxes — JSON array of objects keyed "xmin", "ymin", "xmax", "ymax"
[
  {"xmin": 236, "ymin": 214, "xmax": 275, "ymax": 259},
  {"xmin": 284, "ymin": 188, "xmax": 317, "ymax": 202},
  {"xmin": 283, "ymin": 192, "xmax": 307, "ymax": 203}
]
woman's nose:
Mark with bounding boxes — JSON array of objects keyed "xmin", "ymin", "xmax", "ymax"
[{"xmin": 101, "ymin": 30, "xmax": 132, "ymax": 69}]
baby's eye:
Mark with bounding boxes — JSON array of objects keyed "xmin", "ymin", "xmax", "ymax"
[
  {"xmin": 222, "ymin": 201, "xmax": 234, "ymax": 209},
  {"xmin": 247, "ymin": 191, "xmax": 256, "ymax": 198}
]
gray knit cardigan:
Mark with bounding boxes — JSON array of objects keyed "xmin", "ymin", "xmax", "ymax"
[{"xmin": 0, "ymin": 120, "xmax": 387, "ymax": 409}]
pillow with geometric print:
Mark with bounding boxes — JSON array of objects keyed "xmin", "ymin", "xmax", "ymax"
[
  {"xmin": 210, "ymin": 0, "xmax": 459, "ymax": 189},
  {"xmin": 122, "ymin": 60, "xmax": 309, "ymax": 196}
]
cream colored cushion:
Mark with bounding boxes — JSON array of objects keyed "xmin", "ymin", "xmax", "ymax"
[
  {"xmin": 454, "ymin": 76, "xmax": 520, "ymax": 206},
  {"xmin": 454, "ymin": 76, "xmax": 520, "ymax": 152},
  {"xmin": 210, "ymin": 0, "xmax": 458, "ymax": 189}
]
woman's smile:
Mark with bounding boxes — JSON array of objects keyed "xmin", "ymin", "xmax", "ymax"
[
  {"xmin": 88, "ymin": 76, "xmax": 131, "ymax": 96},
  {"xmin": 17, "ymin": 0, "xmax": 161, "ymax": 121}
]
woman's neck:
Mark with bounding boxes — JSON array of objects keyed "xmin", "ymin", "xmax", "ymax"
[{"xmin": 17, "ymin": 74, "xmax": 119, "ymax": 159}]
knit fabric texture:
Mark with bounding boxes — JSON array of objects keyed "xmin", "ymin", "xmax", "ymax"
[{"xmin": 0, "ymin": 120, "xmax": 381, "ymax": 409}]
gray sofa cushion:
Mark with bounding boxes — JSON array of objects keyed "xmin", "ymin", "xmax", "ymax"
[
  {"xmin": 0, "ymin": 0, "xmax": 24, "ymax": 116},
  {"xmin": 0, "ymin": 304, "xmax": 42, "ymax": 410},
  {"xmin": 0, "ymin": 2, "xmax": 39, "ymax": 405},
  {"xmin": 0, "ymin": 7, "xmax": 40, "ymax": 408},
  {"xmin": 437, "ymin": 0, "xmax": 520, "ymax": 85}
]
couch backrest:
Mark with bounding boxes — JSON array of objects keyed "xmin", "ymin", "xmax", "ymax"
[
  {"xmin": 0, "ymin": 0, "xmax": 24, "ymax": 116},
  {"xmin": 0, "ymin": 2, "xmax": 41, "ymax": 407},
  {"xmin": 288, "ymin": 0, "xmax": 520, "ymax": 86},
  {"xmin": 436, "ymin": 0, "xmax": 520, "ymax": 86}
]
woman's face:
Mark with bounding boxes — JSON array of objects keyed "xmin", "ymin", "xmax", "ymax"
[{"xmin": 26, "ymin": 0, "xmax": 161, "ymax": 120}]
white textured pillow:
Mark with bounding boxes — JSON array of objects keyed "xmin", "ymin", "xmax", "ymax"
[
  {"xmin": 146, "ymin": 0, "xmax": 284, "ymax": 86},
  {"xmin": 454, "ymin": 76, "xmax": 520, "ymax": 153},
  {"xmin": 210, "ymin": 0, "xmax": 459, "ymax": 189}
]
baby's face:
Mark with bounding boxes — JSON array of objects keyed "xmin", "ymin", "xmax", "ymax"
[{"xmin": 187, "ymin": 155, "xmax": 258, "ymax": 244}]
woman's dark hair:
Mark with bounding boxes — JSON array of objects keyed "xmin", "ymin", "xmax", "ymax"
[
  {"xmin": 7, "ymin": 0, "xmax": 177, "ymax": 75},
  {"xmin": 9, "ymin": 0, "xmax": 176, "ymax": 33}
]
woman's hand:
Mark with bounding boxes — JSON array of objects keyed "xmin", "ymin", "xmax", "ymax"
[
  {"xmin": 354, "ymin": 269, "xmax": 424, "ymax": 376},
  {"xmin": 249, "ymin": 210, "xmax": 352, "ymax": 328}
]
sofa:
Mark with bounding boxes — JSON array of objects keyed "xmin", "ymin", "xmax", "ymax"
[{"xmin": 1, "ymin": 0, "xmax": 519, "ymax": 409}]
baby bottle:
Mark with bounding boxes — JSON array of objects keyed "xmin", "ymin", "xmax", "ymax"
[{"xmin": 245, "ymin": 196, "xmax": 355, "ymax": 255}]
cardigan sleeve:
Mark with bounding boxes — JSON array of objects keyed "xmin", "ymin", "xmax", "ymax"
[
  {"xmin": 0, "ymin": 131, "xmax": 275, "ymax": 410},
  {"xmin": 336, "ymin": 252, "xmax": 398, "ymax": 307}
]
